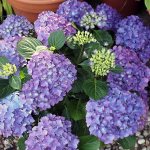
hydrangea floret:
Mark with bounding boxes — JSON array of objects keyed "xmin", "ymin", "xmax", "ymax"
[
  {"xmin": 0, "ymin": 15, "xmax": 33, "ymax": 39},
  {"xmin": 25, "ymin": 114, "xmax": 79, "ymax": 150},
  {"xmin": 90, "ymin": 48, "xmax": 115, "ymax": 76},
  {"xmin": 86, "ymin": 86, "xmax": 148, "ymax": 144},
  {"xmin": 0, "ymin": 92, "xmax": 34, "ymax": 137}
]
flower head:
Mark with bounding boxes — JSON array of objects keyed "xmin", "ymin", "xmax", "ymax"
[
  {"xmin": 57, "ymin": 0, "xmax": 93, "ymax": 25},
  {"xmin": 20, "ymin": 50, "xmax": 77, "ymax": 111},
  {"xmin": 68, "ymin": 31, "xmax": 97, "ymax": 46},
  {"xmin": 86, "ymin": 86, "xmax": 148, "ymax": 144},
  {"xmin": 116, "ymin": 15, "xmax": 148, "ymax": 50},
  {"xmin": 90, "ymin": 48, "xmax": 115, "ymax": 76},
  {"xmin": 0, "ymin": 63, "xmax": 17, "ymax": 77},
  {"xmin": 0, "ymin": 15, "xmax": 33, "ymax": 39},
  {"xmin": 96, "ymin": 3, "xmax": 122, "ymax": 30},
  {"xmin": 34, "ymin": 11, "xmax": 76, "ymax": 45},
  {"xmin": 25, "ymin": 114, "xmax": 79, "ymax": 150},
  {"xmin": 108, "ymin": 46, "xmax": 150, "ymax": 92},
  {"xmin": 0, "ymin": 92, "xmax": 34, "ymax": 137}
]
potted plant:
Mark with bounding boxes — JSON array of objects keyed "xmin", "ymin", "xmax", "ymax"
[{"xmin": 7, "ymin": 0, "xmax": 65, "ymax": 22}]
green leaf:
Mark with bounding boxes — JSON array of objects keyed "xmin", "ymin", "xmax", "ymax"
[
  {"xmin": 0, "ymin": 79, "xmax": 14, "ymax": 99},
  {"xmin": 118, "ymin": 136, "xmax": 136, "ymax": 150},
  {"xmin": 111, "ymin": 65, "xmax": 123, "ymax": 74},
  {"xmin": 83, "ymin": 78, "xmax": 108, "ymax": 100},
  {"xmin": 18, "ymin": 136, "xmax": 26, "ymax": 150},
  {"xmin": 48, "ymin": 30, "xmax": 66, "ymax": 50},
  {"xmin": 93, "ymin": 30, "xmax": 113, "ymax": 47},
  {"xmin": 2, "ymin": 0, "xmax": 13, "ymax": 15},
  {"xmin": 20, "ymin": 67, "xmax": 31, "ymax": 84},
  {"xmin": 17, "ymin": 37, "xmax": 42, "ymax": 59},
  {"xmin": 79, "ymin": 135, "xmax": 104, "ymax": 150},
  {"xmin": 0, "ymin": 1, "xmax": 3, "ymax": 21},
  {"xmin": 145, "ymin": 0, "xmax": 150, "ymax": 10},
  {"xmin": 67, "ymin": 100, "xmax": 85, "ymax": 121},
  {"xmin": 71, "ymin": 78, "xmax": 84, "ymax": 93},
  {"xmin": 0, "ymin": 56, "xmax": 9, "ymax": 69},
  {"xmin": 9, "ymin": 76, "xmax": 21, "ymax": 90}
]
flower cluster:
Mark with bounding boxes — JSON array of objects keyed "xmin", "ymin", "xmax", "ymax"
[
  {"xmin": 57, "ymin": 0, "xmax": 93, "ymax": 25},
  {"xmin": 80, "ymin": 11, "xmax": 101, "ymax": 30},
  {"xmin": 0, "ymin": 63, "xmax": 17, "ymax": 77},
  {"xmin": 86, "ymin": 86, "xmax": 147, "ymax": 144},
  {"xmin": 108, "ymin": 46, "xmax": 150, "ymax": 92},
  {"xmin": 25, "ymin": 114, "xmax": 79, "ymax": 150},
  {"xmin": 68, "ymin": 31, "xmax": 97, "ymax": 46},
  {"xmin": 0, "ymin": 37, "xmax": 25, "ymax": 68},
  {"xmin": 90, "ymin": 48, "xmax": 115, "ymax": 76},
  {"xmin": 20, "ymin": 50, "xmax": 77, "ymax": 111},
  {"xmin": 116, "ymin": 15, "xmax": 148, "ymax": 50},
  {"xmin": 96, "ymin": 3, "xmax": 122, "ymax": 30},
  {"xmin": 0, "ymin": 93, "xmax": 34, "ymax": 137},
  {"xmin": 0, "ymin": 15, "xmax": 33, "ymax": 39},
  {"xmin": 34, "ymin": 11, "xmax": 76, "ymax": 45}
]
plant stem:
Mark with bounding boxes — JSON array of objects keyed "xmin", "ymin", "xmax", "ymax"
[{"xmin": 77, "ymin": 46, "xmax": 84, "ymax": 64}]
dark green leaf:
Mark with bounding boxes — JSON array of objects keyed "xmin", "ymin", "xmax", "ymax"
[
  {"xmin": 48, "ymin": 30, "xmax": 66, "ymax": 50},
  {"xmin": 9, "ymin": 76, "xmax": 21, "ymax": 90},
  {"xmin": 145, "ymin": 0, "xmax": 150, "ymax": 10},
  {"xmin": 17, "ymin": 37, "xmax": 42, "ymax": 59},
  {"xmin": 93, "ymin": 30, "xmax": 113, "ymax": 47},
  {"xmin": 67, "ymin": 39, "xmax": 79, "ymax": 50},
  {"xmin": 79, "ymin": 135, "xmax": 104, "ymax": 150},
  {"xmin": 71, "ymin": 78, "xmax": 84, "ymax": 93},
  {"xmin": 0, "ymin": 56, "xmax": 9, "ymax": 69},
  {"xmin": 20, "ymin": 67, "xmax": 31, "ymax": 84},
  {"xmin": 118, "ymin": 136, "xmax": 136, "ymax": 150},
  {"xmin": 83, "ymin": 78, "xmax": 108, "ymax": 100},
  {"xmin": 18, "ymin": 136, "xmax": 26, "ymax": 150},
  {"xmin": 111, "ymin": 65, "xmax": 123, "ymax": 74},
  {"xmin": 66, "ymin": 100, "xmax": 85, "ymax": 121}
]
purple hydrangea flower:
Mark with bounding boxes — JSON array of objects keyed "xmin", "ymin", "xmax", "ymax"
[
  {"xmin": 20, "ymin": 50, "xmax": 77, "ymax": 111},
  {"xmin": 108, "ymin": 46, "xmax": 150, "ymax": 92},
  {"xmin": 57, "ymin": 0, "xmax": 93, "ymax": 25},
  {"xmin": 95, "ymin": 3, "xmax": 122, "ymax": 30},
  {"xmin": 0, "ymin": 92, "xmax": 34, "ymax": 137},
  {"xmin": 34, "ymin": 11, "xmax": 76, "ymax": 45},
  {"xmin": 25, "ymin": 114, "xmax": 79, "ymax": 150},
  {"xmin": 116, "ymin": 15, "xmax": 148, "ymax": 50},
  {"xmin": 0, "ymin": 37, "xmax": 26, "ymax": 68},
  {"xmin": 0, "ymin": 15, "xmax": 33, "ymax": 39},
  {"xmin": 86, "ymin": 86, "xmax": 148, "ymax": 144}
]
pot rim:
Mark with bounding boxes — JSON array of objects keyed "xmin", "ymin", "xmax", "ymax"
[{"xmin": 8, "ymin": 0, "xmax": 64, "ymax": 5}]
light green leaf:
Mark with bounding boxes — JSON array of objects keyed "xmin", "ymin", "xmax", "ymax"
[
  {"xmin": 118, "ymin": 136, "xmax": 136, "ymax": 150},
  {"xmin": 17, "ymin": 37, "xmax": 42, "ymax": 59},
  {"xmin": 0, "ymin": 1, "xmax": 3, "ymax": 21},
  {"xmin": 83, "ymin": 78, "xmax": 108, "ymax": 100},
  {"xmin": 9, "ymin": 76, "xmax": 21, "ymax": 90},
  {"xmin": 79, "ymin": 135, "xmax": 104, "ymax": 150},
  {"xmin": 0, "ymin": 56, "xmax": 9, "ymax": 69},
  {"xmin": 2, "ymin": 0, "xmax": 13, "ymax": 15},
  {"xmin": 48, "ymin": 30, "xmax": 66, "ymax": 50},
  {"xmin": 145, "ymin": 0, "xmax": 150, "ymax": 10}
]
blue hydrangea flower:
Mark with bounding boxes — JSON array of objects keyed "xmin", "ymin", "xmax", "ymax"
[
  {"xmin": 34, "ymin": 11, "xmax": 76, "ymax": 45},
  {"xmin": 0, "ymin": 92, "xmax": 34, "ymax": 137},
  {"xmin": 20, "ymin": 50, "xmax": 77, "ymax": 111},
  {"xmin": 25, "ymin": 114, "xmax": 79, "ymax": 150},
  {"xmin": 0, "ymin": 15, "xmax": 33, "ymax": 39},
  {"xmin": 86, "ymin": 86, "xmax": 148, "ymax": 144},
  {"xmin": 108, "ymin": 46, "xmax": 150, "ymax": 92},
  {"xmin": 116, "ymin": 15, "xmax": 148, "ymax": 50},
  {"xmin": 57, "ymin": 0, "xmax": 93, "ymax": 25},
  {"xmin": 95, "ymin": 3, "xmax": 122, "ymax": 30},
  {"xmin": 0, "ymin": 37, "xmax": 26, "ymax": 68}
]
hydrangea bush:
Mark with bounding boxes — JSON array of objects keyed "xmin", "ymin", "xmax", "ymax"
[{"xmin": 0, "ymin": 0, "xmax": 149, "ymax": 150}]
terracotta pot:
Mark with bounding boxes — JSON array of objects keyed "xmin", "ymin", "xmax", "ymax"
[
  {"xmin": 8, "ymin": 0, "xmax": 65, "ymax": 22},
  {"xmin": 102, "ymin": 0, "xmax": 140, "ymax": 17}
]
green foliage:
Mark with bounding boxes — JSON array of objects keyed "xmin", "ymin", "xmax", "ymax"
[
  {"xmin": 18, "ymin": 135, "xmax": 28, "ymax": 150},
  {"xmin": 17, "ymin": 37, "xmax": 42, "ymax": 59},
  {"xmin": 0, "ymin": 56, "xmax": 9, "ymax": 69},
  {"xmin": 111, "ymin": 65, "xmax": 123, "ymax": 74},
  {"xmin": 78, "ymin": 135, "xmax": 104, "ymax": 150},
  {"xmin": 145, "ymin": 0, "xmax": 150, "ymax": 10},
  {"xmin": 48, "ymin": 30, "xmax": 66, "ymax": 50},
  {"xmin": 83, "ymin": 78, "xmax": 108, "ymax": 100},
  {"xmin": 9, "ymin": 75, "xmax": 21, "ymax": 90},
  {"xmin": 20, "ymin": 67, "xmax": 31, "ymax": 84},
  {"xmin": 118, "ymin": 136, "xmax": 136, "ymax": 150}
]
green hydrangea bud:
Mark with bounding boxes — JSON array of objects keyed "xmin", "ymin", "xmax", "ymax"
[
  {"xmin": 49, "ymin": 46, "xmax": 56, "ymax": 51},
  {"xmin": 90, "ymin": 48, "xmax": 115, "ymax": 76},
  {"xmin": 0, "ymin": 63, "xmax": 17, "ymax": 77},
  {"xmin": 68, "ymin": 31, "xmax": 97, "ymax": 46}
]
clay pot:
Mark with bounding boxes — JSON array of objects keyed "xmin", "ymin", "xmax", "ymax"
[
  {"xmin": 8, "ymin": 0, "xmax": 65, "ymax": 22},
  {"xmin": 102, "ymin": 0, "xmax": 140, "ymax": 16}
]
